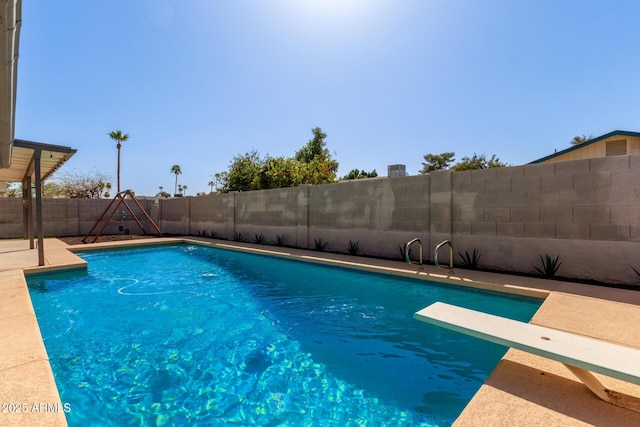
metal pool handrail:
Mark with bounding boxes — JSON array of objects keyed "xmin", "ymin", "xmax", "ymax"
[
  {"xmin": 404, "ymin": 238, "xmax": 423, "ymax": 270},
  {"xmin": 434, "ymin": 240, "xmax": 454, "ymax": 274}
]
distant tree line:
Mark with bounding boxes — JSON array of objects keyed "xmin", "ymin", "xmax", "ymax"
[
  {"xmin": 41, "ymin": 170, "xmax": 112, "ymax": 199},
  {"xmin": 419, "ymin": 152, "xmax": 509, "ymax": 173},
  {"xmin": 341, "ymin": 169, "xmax": 378, "ymax": 180}
]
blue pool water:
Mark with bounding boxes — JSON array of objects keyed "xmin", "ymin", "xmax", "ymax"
[{"xmin": 28, "ymin": 244, "xmax": 541, "ymax": 426}]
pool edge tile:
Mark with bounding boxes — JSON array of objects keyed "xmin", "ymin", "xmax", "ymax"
[{"xmin": 0, "ymin": 360, "xmax": 67, "ymax": 427}]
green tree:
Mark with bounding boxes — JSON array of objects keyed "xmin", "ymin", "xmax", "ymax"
[
  {"xmin": 170, "ymin": 164, "xmax": 182, "ymax": 195},
  {"xmin": 420, "ymin": 152, "xmax": 455, "ymax": 173},
  {"xmin": 451, "ymin": 154, "xmax": 509, "ymax": 171},
  {"xmin": 486, "ymin": 155, "xmax": 509, "ymax": 168},
  {"xmin": 301, "ymin": 156, "xmax": 339, "ymax": 185},
  {"xmin": 207, "ymin": 180, "xmax": 215, "ymax": 193},
  {"xmin": 295, "ymin": 127, "xmax": 339, "ymax": 184},
  {"xmin": 217, "ymin": 128, "xmax": 339, "ymax": 192},
  {"xmin": 295, "ymin": 127, "xmax": 331, "ymax": 163},
  {"xmin": 570, "ymin": 134, "xmax": 593, "ymax": 145},
  {"xmin": 258, "ymin": 156, "xmax": 303, "ymax": 189},
  {"xmin": 225, "ymin": 150, "xmax": 264, "ymax": 192},
  {"xmin": 341, "ymin": 169, "xmax": 378, "ymax": 180},
  {"xmin": 108, "ymin": 130, "xmax": 130, "ymax": 193},
  {"xmin": 156, "ymin": 186, "xmax": 169, "ymax": 198},
  {"xmin": 213, "ymin": 172, "xmax": 228, "ymax": 192}
]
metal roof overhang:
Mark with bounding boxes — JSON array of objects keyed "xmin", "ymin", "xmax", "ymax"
[
  {"xmin": 0, "ymin": 138, "xmax": 76, "ymax": 182},
  {"xmin": 0, "ymin": 139, "xmax": 76, "ymax": 267},
  {"xmin": 0, "ymin": 0, "xmax": 21, "ymax": 168}
]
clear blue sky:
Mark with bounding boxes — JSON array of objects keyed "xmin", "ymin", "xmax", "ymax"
[{"xmin": 15, "ymin": 0, "xmax": 640, "ymax": 196}]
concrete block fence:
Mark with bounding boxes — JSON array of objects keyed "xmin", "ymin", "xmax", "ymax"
[{"xmin": 1, "ymin": 155, "xmax": 639, "ymax": 285}]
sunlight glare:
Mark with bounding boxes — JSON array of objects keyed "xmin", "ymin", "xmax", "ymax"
[
  {"xmin": 275, "ymin": 0, "xmax": 388, "ymax": 44},
  {"xmin": 299, "ymin": 0, "xmax": 368, "ymax": 18}
]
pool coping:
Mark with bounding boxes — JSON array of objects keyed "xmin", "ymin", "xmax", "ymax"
[{"xmin": 2, "ymin": 237, "xmax": 640, "ymax": 426}]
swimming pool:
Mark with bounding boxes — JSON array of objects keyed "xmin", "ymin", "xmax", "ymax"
[{"xmin": 28, "ymin": 244, "xmax": 541, "ymax": 426}]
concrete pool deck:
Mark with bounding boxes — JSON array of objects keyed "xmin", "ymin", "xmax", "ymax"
[{"xmin": 1, "ymin": 237, "xmax": 639, "ymax": 426}]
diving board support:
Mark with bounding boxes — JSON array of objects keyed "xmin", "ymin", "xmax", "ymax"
[
  {"xmin": 563, "ymin": 364, "xmax": 612, "ymax": 403},
  {"xmin": 414, "ymin": 302, "xmax": 640, "ymax": 412}
]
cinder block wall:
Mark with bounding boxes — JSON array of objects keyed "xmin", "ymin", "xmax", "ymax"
[
  {"xmin": 307, "ymin": 176, "xmax": 430, "ymax": 258},
  {"xmin": 235, "ymin": 187, "xmax": 302, "ymax": 246},
  {"xmin": 188, "ymin": 192, "xmax": 234, "ymax": 239},
  {"xmin": 450, "ymin": 155, "xmax": 640, "ymax": 284},
  {"xmin": 1, "ymin": 155, "xmax": 638, "ymax": 284},
  {"xmin": 168, "ymin": 155, "xmax": 640, "ymax": 284},
  {"xmin": 0, "ymin": 198, "xmax": 22, "ymax": 238},
  {"xmin": 43, "ymin": 198, "xmax": 80, "ymax": 236},
  {"xmin": 0, "ymin": 197, "xmax": 158, "ymax": 238},
  {"xmin": 159, "ymin": 197, "xmax": 190, "ymax": 235}
]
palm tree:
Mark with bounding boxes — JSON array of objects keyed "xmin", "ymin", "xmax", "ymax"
[
  {"xmin": 108, "ymin": 130, "xmax": 130, "ymax": 193},
  {"xmin": 208, "ymin": 180, "xmax": 214, "ymax": 193},
  {"xmin": 171, "ymin": 164, "xmax": 182, "ymax": 195},
  {"xmin": 182, "ymin": 185, "xmax": 188, "ymax": 196}
]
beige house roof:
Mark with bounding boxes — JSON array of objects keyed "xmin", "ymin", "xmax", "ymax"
[{"xmin": 530, "ymin": 130, "xmax": 640, "ymax": 164}]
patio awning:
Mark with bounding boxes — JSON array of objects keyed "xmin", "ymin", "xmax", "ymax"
[
  {"xmin": 0, "ymin": 139, "xmax": 76, "ymax": 182},
  {"xmin": 0, "ymin": 139, "xmax": 76, "ymax": 267}
]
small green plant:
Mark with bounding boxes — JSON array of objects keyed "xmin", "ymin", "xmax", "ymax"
[
  {"xmin": 210, "ymin": 230, "xmax": 216, "ymax": 239},
  {"xmin": 254, "ymin": 233, "xmax": 265, "ymax": 244},
  {"xmin": 233, "ymin": 232, "xmax": 244, "ymax": 242},
  {"xmin": 275, "ymin": 234, "xmax": 286, "ymax": 246},
  {"xmin": 347, "ymin": 240, "xmax": 360, "ymax": 255},
  {"xmin": 399, "ymin": 244, "xmax": 413, "ymax": 262},
  {"xmin": 458, "ymin": 249, "xmax": 481, "ymax": 269},
  {"xmin": 314, "ymin": 238, "xmax": 328, "ymax": 251},
  {"xmin": 533, "ymin": 254, "xmax": 561, "ymax": 278}
]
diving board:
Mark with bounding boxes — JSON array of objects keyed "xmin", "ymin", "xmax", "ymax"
[{"xmin": 414, "ymin": 302, "xmax": 640, "ymax": 411}]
